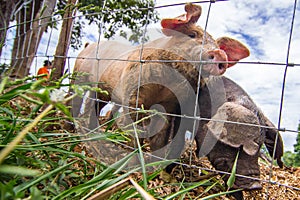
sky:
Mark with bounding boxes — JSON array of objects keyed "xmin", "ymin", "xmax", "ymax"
[{"xmin": 1, "ymin": 0, "xmax": 299, "ymax": 151}]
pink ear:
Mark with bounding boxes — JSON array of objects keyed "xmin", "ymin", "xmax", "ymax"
[
  {"xmin": 216, "ymin": 37, "xmax": 250, "ymax": 67},
  {"xmin": 161, "ymin": 3, "xmax": 202, "ymax": 30}
]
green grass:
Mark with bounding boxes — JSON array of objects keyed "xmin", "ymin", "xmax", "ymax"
[{"xmin": 0, "ymin": 74, "xmax": 238, "ymax": 200}]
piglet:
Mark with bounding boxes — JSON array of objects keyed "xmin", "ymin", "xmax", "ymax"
[{"xmin": 196, "ymin": 76, "xmax": 284, "ymax": 191}]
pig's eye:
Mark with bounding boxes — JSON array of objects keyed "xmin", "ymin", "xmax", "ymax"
[{"xmin": 188, "ymin": 32, "xmax": 197, "ymax": 38}]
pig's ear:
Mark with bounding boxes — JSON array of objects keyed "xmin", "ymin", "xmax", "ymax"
[
  {"xmin": 161, "ymin": 3, "xmax": 201, "ymax": 30},
  {"xmin": 206, "ymin": 102, "xmax": 262, "ymax": 156},
  {"xmin": 216, "ymin": 37, "xmax": 250, "ymax": 67}
]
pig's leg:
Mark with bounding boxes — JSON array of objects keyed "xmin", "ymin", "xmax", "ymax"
[
  {"xmin": 149, "ymin": 105, "xmax": 194, "ymax": 160},
  {"xmin": 69, "ymin": 95, "xmax": 83, "ymax": 118},
  {"xmin": 148, "ymin": 115, "xmax": 174, "ymax": 151},
  {"xmin": 63, "ymin": 94, "xmax": 82, "ymax": 131},
  {"xmin": 81, "ymin": 90, "xmax": 100, "ymax": 130},
  {"xmin": 231, "ymin": 191, "xmax": 243, "ymax": 200},
  {"xmin": 65, "ymin": 76, "xmax": 88, "ymax": 130},
  {"xmin": 69, "ymin": 75, "xmax": 87, "ymax": 119},
  {"xmin": 195, "ymin": 120, "xmax": 212, "ymax": 157},
  {"xmin": 263, "ymin": 117, "xmax": 284, "ymax": 167}
]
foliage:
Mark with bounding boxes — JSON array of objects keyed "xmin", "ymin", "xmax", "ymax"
[
  {"xmin": 1, "ymin": 0, "xmax": 159, "ymax": 77},
  {"xmin": 0, "ymin": 63, "xmax": 9, "ymax": 75},
  {"xmin": 58, "ymin": 0, "xmax": 159, "ymax": 50},
  {"xmin": 282, "ymin": 123, "xmax": 300, "ymax": 167},
  {"xmin": 226, "ymin": 151, "xmax": 239, "ymax": 189},
  {"xmin": 0, "ymin": 73, "xmax": 242, "ymax": 199},
  {"xmin": 0, "ymin": 74, "xmax": 110, "ymax": 199},
  {"xmin": 293, "ymin": 123, "xmax": 300, "ymax": 166},
  {"xmin": 282, "ymin": 151, "xmax": 296, "ymax": 167}
]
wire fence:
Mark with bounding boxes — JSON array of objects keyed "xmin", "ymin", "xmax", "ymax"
[{"xmin": 1, "ymin": 0, "xmax": 300, "ymax": 198}]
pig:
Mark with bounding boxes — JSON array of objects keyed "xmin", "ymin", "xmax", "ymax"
[
  {"xmin": 195, "ymin": 76, "xmax": 284, "ymax": 192},
  {"xmin": 71, "ymin": 3, "xmax": 250, "ymax": 161}
]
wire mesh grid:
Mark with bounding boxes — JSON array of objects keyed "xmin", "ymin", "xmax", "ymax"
[{"xmin": 1, "ymin": 0, "xmax": 300, "ymax": 198}]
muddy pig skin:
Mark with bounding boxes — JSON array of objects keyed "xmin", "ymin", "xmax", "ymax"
[
  {"xmin": 196, "ymin": 76, "xmax": 284, "ymax": 190},
  {"xmin": 71, "ymin": 3, "xmax": 250, "ymax": 161}
]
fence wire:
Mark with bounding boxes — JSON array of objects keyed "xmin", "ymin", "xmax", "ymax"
[
  {"xmin": 1, "ymin": 0, "xmax": 300, "ymax": 198},
  {"xmin": 266, "ymin": 0, "xmax": 298, "ymax": 198}
]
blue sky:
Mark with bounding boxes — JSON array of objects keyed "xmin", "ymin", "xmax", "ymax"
[{"xmin": 1, "ymin": 0, "xmax": 299, "ymax": 151}]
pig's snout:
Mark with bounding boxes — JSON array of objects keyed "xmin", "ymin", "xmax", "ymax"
[
  {"xmin": 207, "ymin": 49, "xmax": 228, "ymax": 70},
  {"xmin": 202, "ymin": 49, "xmax": 228, "ymax": 75}
]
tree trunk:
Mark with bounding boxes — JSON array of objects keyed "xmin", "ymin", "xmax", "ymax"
[
  {"xmin": 52, "ymin": 0, "xmax": 78, "ymax": 81},
  {"xmin": 11, "ymin": 0, "xmax": 56, "ymax": 78},
  {"xmin": 10, "ymin": 0, "xmax": 38, "ymax": 77},
  {"xmin": 0, "ymin": 0, "xmax": 19, "ymax": 57}
]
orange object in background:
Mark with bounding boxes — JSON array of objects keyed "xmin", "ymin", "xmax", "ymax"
[
  {"xmin": 37, "ymin": 67, "xmax": 50, "ymax": 79},
  {"xmin": 37, "ymin": 60, "xmax": 52, "ymax": 80}
]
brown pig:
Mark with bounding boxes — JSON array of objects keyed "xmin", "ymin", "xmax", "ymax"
[
  {"xmin": 196, "ymin": 76, "xmax": 284, "ymax": 191},
  {"xmin": 71, "ymin": 3, "xmax": 250, "ymax": 161}
]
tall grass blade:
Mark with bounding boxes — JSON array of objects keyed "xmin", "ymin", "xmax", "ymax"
[
  {"xmin": 14, "ymin": 160, "xmax": 77, "ymax": 193},
  {"xmin": 200, "ymin": 189, "xmax": 243, "ymax": 200},
  {"xmin": 0, "ymin": 165, "xmax": 40, "ymax": 176},
  {"xmin": 164, "ymin": 178, "xmax": 213, "ymax": 200},
  {"xmin": 227, "ymin": 151, "xmax": 239, "ymax": 189}
]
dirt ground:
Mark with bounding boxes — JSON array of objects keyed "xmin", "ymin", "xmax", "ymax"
[{"xmin": 84, "ymin": 137, "xmax": 300, "ymax": 200}]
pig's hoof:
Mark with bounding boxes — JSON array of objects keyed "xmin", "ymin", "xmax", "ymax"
[
  {"xmin": 247, "ymin": 181, "xmax": 262, "ymax": 190},
  {"xmin": 233, "ymin": 180, "xmax": 262, "ymax": 191},
  {"xmin": 231, "ymin": 191, "xmax": 244, "ymax": 200}
]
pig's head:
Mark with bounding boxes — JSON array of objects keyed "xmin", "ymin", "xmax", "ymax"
[
  {"xmin": 161, "ymin": 3, "xmax": 250, "ymax": 76},
  {"xmin": 203, "ymin": 102, "xmax": 264, "ymax": 190}
]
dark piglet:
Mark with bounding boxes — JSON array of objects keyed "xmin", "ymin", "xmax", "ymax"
[{"xmin": 196, "ymin": 76, "xmax": 284, "ymax": 191}]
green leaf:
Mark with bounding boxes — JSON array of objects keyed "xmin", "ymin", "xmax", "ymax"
[
  {"xmin": 55, "ymin": 102, "xmax": 72, "ymax": 118},
  {"xmin": 200, "ymin": 189, "xmax": 243, "ymax": 200},
  {"xmin": 0, "ymin": 76, "xmax": 8, "ymax": 94},
  {"xmin": 29, "ymin": 186, "xmax": 43, "ymax": 200},
  {"xmin": 30, "ymin": 89, "xmax": 51, "ymax": 104},
  {"xmin": 0, "ymin": 82, "xmax": 33, "ymax": 105},
  {"xmin": 227, "ymin": 151, "xmax": 240, "ymax": 189},
  {"xmin": 0, "ymin": 180, "xmax": 23, "ymax": 199},
  {"xmin": 30, "ymin": 79, "xmax": 46, "ymax": 90},
  {"xmin": 164, "ymin": 178, "xmax": 213, "ymax": 200},
  {"xmin": 105, "ymin": 111, "xmax": 119, "ymax": 132},
  {"xmin": 0, "ymin": 165, "xmax": 40, "ymax": 176},
  {"xmin": 52, "ymin": 150, "xmax": 139, "ymax": 200},
  {"xmin": 14, "ymin": 160, "xmax": 77, "ymax": 194},
  {"xmin": 19, "ymin": 94, "xmax": 43, "ymax": 105}
]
